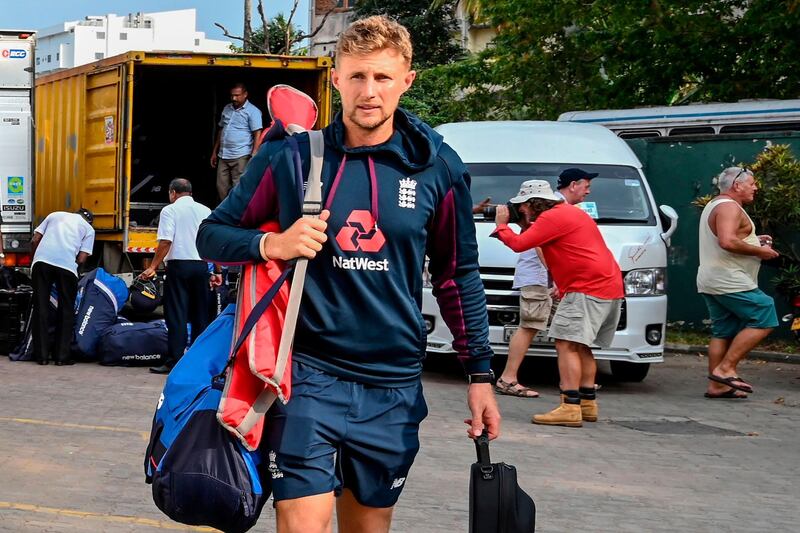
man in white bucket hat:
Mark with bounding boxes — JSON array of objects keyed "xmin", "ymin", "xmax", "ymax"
[{"xmin": 494, "ymin": 180, "xmax": 623, "ymax": 427}]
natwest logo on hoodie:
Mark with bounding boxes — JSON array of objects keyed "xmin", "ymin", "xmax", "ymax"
[
  {"xmin": 335, "ymin": 210, "xmax": 385, "ymax": 252},
  {"xmin": 333, "ymin": 210, "xmax": 389, "ymax": 272}
]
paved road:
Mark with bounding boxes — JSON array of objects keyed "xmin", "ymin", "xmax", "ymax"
[{"xmin": 0, "ymin": 353, "xmax": 798, "ymax": 532}]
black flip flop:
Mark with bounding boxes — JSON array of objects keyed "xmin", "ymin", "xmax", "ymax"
[
  {"xmin": 708, "ymin": 374, "xmax": 754, "ymax": 393},
  {"xmin": 704, "ymin": 389, "xmax": 748, "ymax": 399}
]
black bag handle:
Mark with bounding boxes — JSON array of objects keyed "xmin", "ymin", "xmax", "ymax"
[{"xmin": 474, "ymin": 429, "xmax": 495, "ymax": 479}]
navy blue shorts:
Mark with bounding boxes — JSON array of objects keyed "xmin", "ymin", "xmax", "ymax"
[{"xmin": 263, "ymin": 361, "xmax": 428, "ymax": 508}]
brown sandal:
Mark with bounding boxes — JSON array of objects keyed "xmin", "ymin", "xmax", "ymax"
[{"xmin": 494, "ymin": 378, "xmax": 539, "ymax": 398}]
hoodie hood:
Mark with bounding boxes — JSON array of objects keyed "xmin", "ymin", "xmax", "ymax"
[{"xmin": 325, "ymin": 107, "xmax": 443, "ymax": 171}]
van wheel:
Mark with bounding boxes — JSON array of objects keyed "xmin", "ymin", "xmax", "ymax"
[{"xmin": 610, "ymin": 361, "xmax": 650, "ymax": 382}]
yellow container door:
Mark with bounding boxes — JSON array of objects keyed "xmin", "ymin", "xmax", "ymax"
[{"xmin": 84, "ymin": 67, "xmax": 124, "ymax": 230}]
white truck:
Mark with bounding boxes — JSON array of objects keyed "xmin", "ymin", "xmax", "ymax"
[
  {"xmin": 421, "ymin": 121, "xmax": 678, "ymax": 382},
  {"xmin": 0, "ymin": 30, "xmax": 35, "ymax": 268}
]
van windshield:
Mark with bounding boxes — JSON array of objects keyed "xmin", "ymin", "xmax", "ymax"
[{"xmin": 467, "ymin": 163, "xmax": 655, "ymax": 225}]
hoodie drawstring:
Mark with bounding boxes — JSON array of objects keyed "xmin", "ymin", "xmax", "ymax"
[{"xmin": 324, "ymin": 154, "xmax": 380, "ymax": 228}]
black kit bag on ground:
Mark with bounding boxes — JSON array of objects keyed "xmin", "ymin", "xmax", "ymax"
[
  {"xmin": 71, "ymin": 268, "xmax": 129, "ymax": 361},
  {"xmin": 0, "ymin": 287, "xmax": 33, "ymax": 356},
  {"xmin": 99, "ymin": 319, "xmax": 168, "ymax": 366},
  {"xmin": 9, "ymin": 285, "xmax": 57, "ymax": 362},
  {"xmin": 129, "ymin": 278, "xmax": 162, "ymax": 314},
  {"xmin": 469, "ymin": 430, "xmax": 536, "ymax": 533}
]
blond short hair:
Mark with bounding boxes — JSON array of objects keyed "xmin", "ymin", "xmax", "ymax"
[{"xmin": 335, "ymin": 15, "xmax": 413, "ymax": 66}]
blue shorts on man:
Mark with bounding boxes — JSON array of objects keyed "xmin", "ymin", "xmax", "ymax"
[
  {"xmin": 702, "ymin": 288, "xmax": 778, "ymax": 339},
  {"xmin": 264, "ymin": 362, "xmax": 428, "ymax": 506}
]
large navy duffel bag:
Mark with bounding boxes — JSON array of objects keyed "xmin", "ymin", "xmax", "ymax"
[
  {"xmin": 71, "ymin": 268, "xmax": 128, "ymax": 361},
  {"xmin": 144, "ymin": 305, "xmax": 268, "ymax": 532},
  {"xmin": 99, "ymin": 319, "xmax": 168, "ymax": 366}
]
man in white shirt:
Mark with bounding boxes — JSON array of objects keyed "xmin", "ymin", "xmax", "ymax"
[
  {"xmin": 141, "ymin": 178, "xmax": 216, "ymax": 374},
  {"xmin": 30, "ymin": 208, "xmax": 95, "ymax": 365}
]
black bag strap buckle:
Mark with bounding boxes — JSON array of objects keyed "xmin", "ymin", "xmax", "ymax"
[{"xmin": 302, "ymin": 200, "xmax": 323, "ymax": 217}]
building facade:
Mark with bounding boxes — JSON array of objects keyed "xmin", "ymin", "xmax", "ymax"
[
  {"xmin": 36, "ymin": 9, "xmax": 231, "ymax": 74},
  {"xmin": 308, "ymin": 0, "xmax": 357, "ymax": 57}
]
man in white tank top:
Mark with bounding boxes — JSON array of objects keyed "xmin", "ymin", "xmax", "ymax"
[{"xmin": 697, "ymin": 167, "xmax": 779, "ymax": 398}]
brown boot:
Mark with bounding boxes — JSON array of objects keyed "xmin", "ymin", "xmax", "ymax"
[
  {"xmin": 580, "ymin": 399, "xmax": 598, "ymax": 422},
  {"xmin": 532, "ymin": 402, "xmax": 582, "ymax": 427}
]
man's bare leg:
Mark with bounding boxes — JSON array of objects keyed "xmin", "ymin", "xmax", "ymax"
[
  {"xmin": 577, "ymin": 344, "xmax": 596, "ymax": 389},
  {"xmin": 336, "ymin": 488, "xmax": 394, "ymax": 533},
  {"xmin": 555, "ymin": 339, "xmax": 583, "ymax": 391},
  {"xmin": 532, "ymin": 339, "xmax": 584, "ymax": 426},
  {"xmin": 276, "ymin": 492, "xmax": 335, "ymax": 533},
  {"xmin": 498, "ymin": 327, "xmax": 538, "ymax": 396},
  {"xmin": 706, "ymin": 338, "xmax": 739, "ymax": 395},
  {"xmin": 712, "ymin": 327, "xmax": 773, "ymax": 390}
]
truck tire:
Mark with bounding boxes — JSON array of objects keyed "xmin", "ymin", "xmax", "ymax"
[{"xmin": 610, "ymin": 361, "xmax": 650, "ymax": 382}]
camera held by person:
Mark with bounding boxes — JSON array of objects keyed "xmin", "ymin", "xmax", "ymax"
[{"xmin": 483, "ymin": 201, "xmax": 521, "ymax": 223}]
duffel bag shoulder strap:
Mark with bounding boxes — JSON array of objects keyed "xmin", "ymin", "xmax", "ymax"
[
  {"xmin": 215, "ymin": 130, "xmax": 324, "ymax": 385},
  {"xmin": 214, "ymin": 263, "xmax": 294, "ymax": 383},
  {"xmin": 273, "ymin": 129, "xmax": 324, "ymax": 380}
]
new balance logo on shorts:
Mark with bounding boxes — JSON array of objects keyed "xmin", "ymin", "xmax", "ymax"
[
  {"xmin": 390, "ymin": 477, "xmax": 406, "ymax": 490},
  {"xmin": 268, "ymin": 450, "xmax": 284, "ymax": 480}
]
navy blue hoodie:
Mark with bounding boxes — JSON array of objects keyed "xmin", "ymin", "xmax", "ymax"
[{"xmin": 197, "ymin": 109, "xmax": 492, "ymax": 386}]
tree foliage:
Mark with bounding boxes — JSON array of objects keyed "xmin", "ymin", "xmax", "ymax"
[
  {"xmin": 353, "ymin": 0, "xmax": 464, "ymax": 68},
  {"xmin": 448, "ymin": 0, "xmax": 800, "ymax": 120},
  {"xmin": 231, "ymin": 13, "xmax": 303, "ymax": 55}
]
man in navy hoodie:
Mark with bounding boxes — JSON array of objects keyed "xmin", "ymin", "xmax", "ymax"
[{"xmin": 197, "ymin": 15, "xmax": 499, "ymax": 533}]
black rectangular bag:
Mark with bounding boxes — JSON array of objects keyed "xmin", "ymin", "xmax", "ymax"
[{"xmin": 469, "ymin": 431, "xmax": 536, "ymax": 533}]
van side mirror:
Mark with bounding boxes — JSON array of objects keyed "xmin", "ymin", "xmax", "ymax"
[{"xmin": 659, "ymin": 205, "xmax": 679, "ymax": 246}]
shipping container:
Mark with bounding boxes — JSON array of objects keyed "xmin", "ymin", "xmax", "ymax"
[
  {"xmin": 35, "ymin": 50, "xmax": 332, "ymax": 271},
  {"xmin": 0, "ymin": 29, "xmax": 36, "ymax": 268}
]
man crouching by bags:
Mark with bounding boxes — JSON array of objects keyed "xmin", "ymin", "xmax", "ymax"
[
  {"xmin": 493, "ymin": 180, "xmax": 624, "ymax": 428},
  {"xmin": 197, "ymin": 15, "xmax": 500, "ymax": 533}
]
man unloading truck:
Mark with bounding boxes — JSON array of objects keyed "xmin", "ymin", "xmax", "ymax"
[{"xmin": 30, "ymin": 209, "xmax": 95, "ymax": 365}]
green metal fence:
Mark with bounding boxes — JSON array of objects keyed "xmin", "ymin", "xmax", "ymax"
[{"xmin": 627, "ymin": 132, "xmax": 800, "ymax": 338}]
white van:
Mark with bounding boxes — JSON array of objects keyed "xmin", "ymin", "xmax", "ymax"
[{"xmin": 421, "ymin": 121, "xmax": 678, "ymax": 381}]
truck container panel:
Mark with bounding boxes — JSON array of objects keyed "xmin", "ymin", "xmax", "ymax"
[
  {"xmin": 0, "ymin": 29, "xmax": 36, "ymax": 266},
  {"xmin": 35, "ymin": 51, "xmax": 332, "ymax": 268}
]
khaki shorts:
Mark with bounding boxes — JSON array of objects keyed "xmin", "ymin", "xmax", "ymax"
[
  {"xmin": 547, "ymin": 292, "xmax": 622, "ymax": 348},
  {"xmin": 518, "ymin": 285, "xmax": 552, "ymax": 331}
]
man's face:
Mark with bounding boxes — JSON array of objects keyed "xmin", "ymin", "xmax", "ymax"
[
  {"xmin": 230, "ymin": 88, "xmax": 247, "ymax": 108},
  {"xmin": 332, "ymin": 48, "xmax": 416, "ymax": 135},
  {"xmin": 569, "ymin": 179, "xmax": 592, "ymax": 203},
  {"xmin": 734, "ymin": 174, "xmax": 758, "ymax": 204}
]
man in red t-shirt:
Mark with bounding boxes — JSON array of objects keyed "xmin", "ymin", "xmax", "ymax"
[{"xmin": 494, "ymin": 180, "xmax": 624, "ymax": 427}]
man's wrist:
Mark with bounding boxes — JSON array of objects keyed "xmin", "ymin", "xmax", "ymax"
[
  {"xmin": 467, "ymin": 371, "xmax": 495, "ymax": 384},
  {"xmin": 259, "ymin": 232, "xmax": 274, "ymax": 260}
]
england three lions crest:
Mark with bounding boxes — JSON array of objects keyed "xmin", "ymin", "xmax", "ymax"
[{"xmin": 398, "ymin": 177, "xmax": 417, "ymax": 209}]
